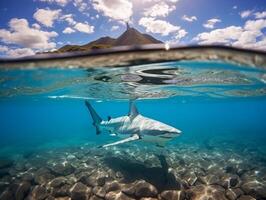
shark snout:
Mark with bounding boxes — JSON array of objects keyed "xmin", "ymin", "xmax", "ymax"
[{"xmin": 170, "ymin": 128, "xmax": 182, "ymax": 135}]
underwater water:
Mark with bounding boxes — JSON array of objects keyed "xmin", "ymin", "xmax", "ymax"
[{"xmin": 0, "ymin": 60, "xmax": 266, "ymax": 200}]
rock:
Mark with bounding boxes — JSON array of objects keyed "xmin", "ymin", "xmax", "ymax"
[
  {"xmin": 134, "ymin": 180, "xmax": 158, "ymax": 198},
  {"xmin": 139, "ymin": 198, "xmax": 157, "ymax": 200},
  {"xmin": 200, "ymin": 174, "xmax": 220, "ymax": 185},
  {"xmin": 15, "ymin": 182, "xmax": 31, "ymax": 200},
  {"xmin": 160, "ymin": 190, "xmax": 185, "ymax": 200},
  {"xmin": 21, "ymin": 173, "xmax": 34, "ymax": 182},
  {"xmin": 0, "ymin": 182, "xmax": 9, "ymax": 194},
  {"xmin": 115, "ymin": 171, "xmax": 123, "ymax": 179},
  {"xmin": 186, "ymin": 185, "xmax": 227, "ymax": 200},
  {"xmin": 0, "ymin": 189, "xmax": 13, "ymax": 200},
  {"xmin": 31, "ymin": 185, "xmax": 48, "ymax": 200},
  {"xmin": 0, "ymin": 159, "xmax": 13, "ymax": 169},
  {"xmin": 49, "ymin": 177, "xmax": 67, "ymax": 188},
  {"xmin": 45, "ymin": 196, "xmax": 55, "ymax": 200},
  {"xmin": 224, "ymin": 165, "xmax": 237, "ymax": 174},
  {"xmin": 70, "ymin": 182, "xmax": 91, "ymax": 200},
  {"xmin": 229, "ymin": 176, "xmax": 239, "ymax": 188},
  {"xmin": 238, "ymin": 195, "xmax": 256, "ymax": 200},
  {"xmin": 105, "ymin": 191, "xmax": 134, "ymax": 200},
  {"xmin": 50, "ymin": 163, "xmax": 75, "ymax": 176},
  {"xmin": 34, "ymin": 168, "xmax": 55, "ymax": 185},
  {"xmin": 89, "ymin": 195, "xmax": 104, "ymax": 200},
  {"xmin": 225, "ymin": 188, "xmax": 244, "ymax": 200},
  {"xmin": 182, "ymin": 171, "xmax": 197, "ymax": 186},
  {"xmin": 14, "ymin": 162, "xmax": 26, "ymax": 172},
  {"xmin": 121, "ymin": 184, "xmax": 135, "ymax": 196},
  {"xmin": 66, "ymin": 154, "xmax": 76, "ymax": 160},
  {"xmin": 97, "ymin": 176, "xmax": 106, "ymax": 186},
  {"xmin": 104, "ymin": 181, "xmax": 121, "ymax": 193},
  {"xmin": 51, "ymin": 184, "xmax": 71, "ymax": 197},
  {"xmin": 79, "ymin": 173, "xmax": 106, "ymax": 187},
  {"xmin": 54, "ymin": 197, "xmax": 70, "ymax": 200},
  {"xmin": 92, "ymin": 186, "xmax": 106, "ymax": 198},
  {"xmin": 241, "ymin": 180, "xmax": 266, "ymax": 199}
]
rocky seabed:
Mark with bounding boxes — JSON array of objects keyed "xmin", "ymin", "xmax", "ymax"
[{"xmin": 0, "ymin": 142, "xmax": 266, "ymax": 200}]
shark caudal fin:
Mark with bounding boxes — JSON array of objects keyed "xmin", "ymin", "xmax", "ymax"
[{"xmin": 85, "ymin": 101, "xmax": 102, "ymax": 135}]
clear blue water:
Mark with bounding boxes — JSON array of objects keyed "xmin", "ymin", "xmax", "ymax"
[
  {"xmin": 0, "ymin": 60, "xmax": 266, "ymax": 199},
  {"xmin": 0, "ymin": 97, "xmax": 266, "ymax": 157}
]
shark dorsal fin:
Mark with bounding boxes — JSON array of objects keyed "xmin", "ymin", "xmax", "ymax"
[{"xmin": 128, "ymin": 101, "xmax": 139, "ymax": 119}]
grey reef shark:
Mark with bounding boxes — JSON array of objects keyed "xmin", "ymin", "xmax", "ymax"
[{"xmin": 85, "ymin": 101, "xmax": 182, "ymax": 148}]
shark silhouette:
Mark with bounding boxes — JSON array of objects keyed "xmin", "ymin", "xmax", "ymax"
[{"xmin": 85, "ymin": 101, "xmax": 181, "ymax": 148}]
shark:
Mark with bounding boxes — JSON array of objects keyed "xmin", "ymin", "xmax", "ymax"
[{"xmin": 85, "ymin": 101, "xmax": 182, "ymax": 148}]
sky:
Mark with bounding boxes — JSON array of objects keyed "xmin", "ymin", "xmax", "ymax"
[{"xmin": 0, "ymin": 0, "xmax": 265, "ymax": 57}]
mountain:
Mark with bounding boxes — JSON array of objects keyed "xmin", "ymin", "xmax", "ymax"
[
  {"xmin": 113, "ymin": 27, "xmax": 162, "ymax": 46},
  {"xmin": 56, "ymin": 26, "xmax": 162, "ymax": 53}
]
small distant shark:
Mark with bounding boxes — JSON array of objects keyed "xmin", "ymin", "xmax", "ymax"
[{"xmin": 85, "ymin": 101, "xmax": 182, "ymax": 148}]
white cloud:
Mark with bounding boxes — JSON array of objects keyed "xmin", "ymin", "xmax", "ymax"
[
  {"xmin": 244, "ymin": 19, "xmax": 266, "ymax": 31},
  {"xmin": 144, "ymin": 2, "xmax": 175, "ymax": 17},
  {"xmin": 0, "ymin": 45, "xmax": 8, "ymax": 52},
  {"xmin": 60, "ymin": 14, "xmax": 77, "ymax": 25},
  {"xmin": 203, "ymin": 18, "xmax": 221, "ymax": 29},
  {"xmin": 0, "ymin": 18, "xmax": 58, "ymax": 50},
  {"xmin": 73, "ymin": 0, "xmax": 88, "ymax": 12},
  {"xmin": 111, "ymin": 25, "xmax": 119, "ymax": 31},
  {"xmin": 240, "ymin": 10, "xmax": 252, "ymax": 18},
  {"xmin": 194, "ymin": 19, "xmax": 266, "ymax": 50},
  {"xmin": 143, "ymin": 0, "xmax": 179, "ymax": 3},
  {"xmin": 254, "ymin": 11, "xmax": 266, "ymax": 19},
  {"xmin": 32, "ymin": 23, "xmax": 41, "ymax": 29},
  {"xmin": 182, "ymin": 15, "xmax": 197, "ymax": 22},
  {"xmin": 233, "ymin": 5, "xmax": 237, "ymax": 10},
  {"xmin": 139, "ymin": 17, "xmax": 184, "ymax": 37},
  {"xmin": 63, "ymin": 27, "xmax": 76, "ymax": 34},
  {"xmin": 194, "ymin": 26, "xmax": 243, "ymax": 44},
  {"xmin": 92, "ymin": 0, "xmax": 132, "ymax": 22},
  {"xmin": 74, "ymin": 22, "xmax": 94, "ymax": 34},
  {"xmin": 33, "ymin": 8, "xmax": 61, "ymax": 27},
  {"xmin": 39, "ymin": 0, "xmax": 69, "ymax": 6},
  {"xmin": 6, "ymin": 48, "xmax": 35, "ymax": 57},
  {"xmin": 175, "ymin": 29, "xmax": 187, "ymax": 41}
]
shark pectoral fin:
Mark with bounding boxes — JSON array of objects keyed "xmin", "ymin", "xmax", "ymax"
[{"xmin": 99, "ymin": 134, "xmax": 141, "ymax": 148}]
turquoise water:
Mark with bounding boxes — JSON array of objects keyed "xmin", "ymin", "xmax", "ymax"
[{"xmin": 0, "ymin": 60, "xmax": 266, "ymax": 199}]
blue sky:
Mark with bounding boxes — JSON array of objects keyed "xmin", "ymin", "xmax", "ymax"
[{"xmin": 0, "ymin": 0, "xmax": 265, "ymax": 57}]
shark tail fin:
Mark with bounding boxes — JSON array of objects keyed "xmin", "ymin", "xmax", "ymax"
[{"xmin": 85, "ymin": 101, "xmax": 102, "ymax": 135}]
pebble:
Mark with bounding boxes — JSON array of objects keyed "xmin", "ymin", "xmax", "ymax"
[
  {"xmin": 31, "ymin": 185, "xmax": 48, "ymax": 200},
  {"xmin": 49, "ymin": 163, "xmax": 75, "ymax": 176},
  {"xmin": 70, "ymin": 182, "xmax": 91, "ymax": 200},
  {"xmin": 1, "ymin": 143, "xmax": 266, "ymax": 200},
  {"xmin": 92, "ymin": 186, "xmax": 106, "ymax": 198},
  {"xmin": 238, "ymin": 195, "xmax": 256, "ymax": 200},
  {"xmin": 49, "ymin": 177, "xmax": 68, "ymax": 188},
  {"xmin": 225, "ymin": 188, "xmax": 244, "ymax": 200},
  {"xmin": 105, "ymin": 191, "xmax": 135, "ymax": 200},
  {"xmin": 160, "ymin": 190, "xmax": 185, "ymax": 200},
  {"xmin": 34, "ymin": 168, "xmax": 55, "ymax": 185},
  {"xmin": 135, "ymin": 180, "xmax": 158, "ymax": 198},
  {"xmin": 15, "ymin": 181, "xmax": 31, "ymax": 200}
]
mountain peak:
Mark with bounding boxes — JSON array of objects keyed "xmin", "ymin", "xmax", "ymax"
[
  {"xmin": 56, "ymin": 26, "xmax": 162, "ymax": 53},
  {"xmin": 126, "ymin": 22, "xmax": 130, "ymax": 30},
  {"xmin": 114, "ymin": 26, "xmax": 162, "ymax": 46}
]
